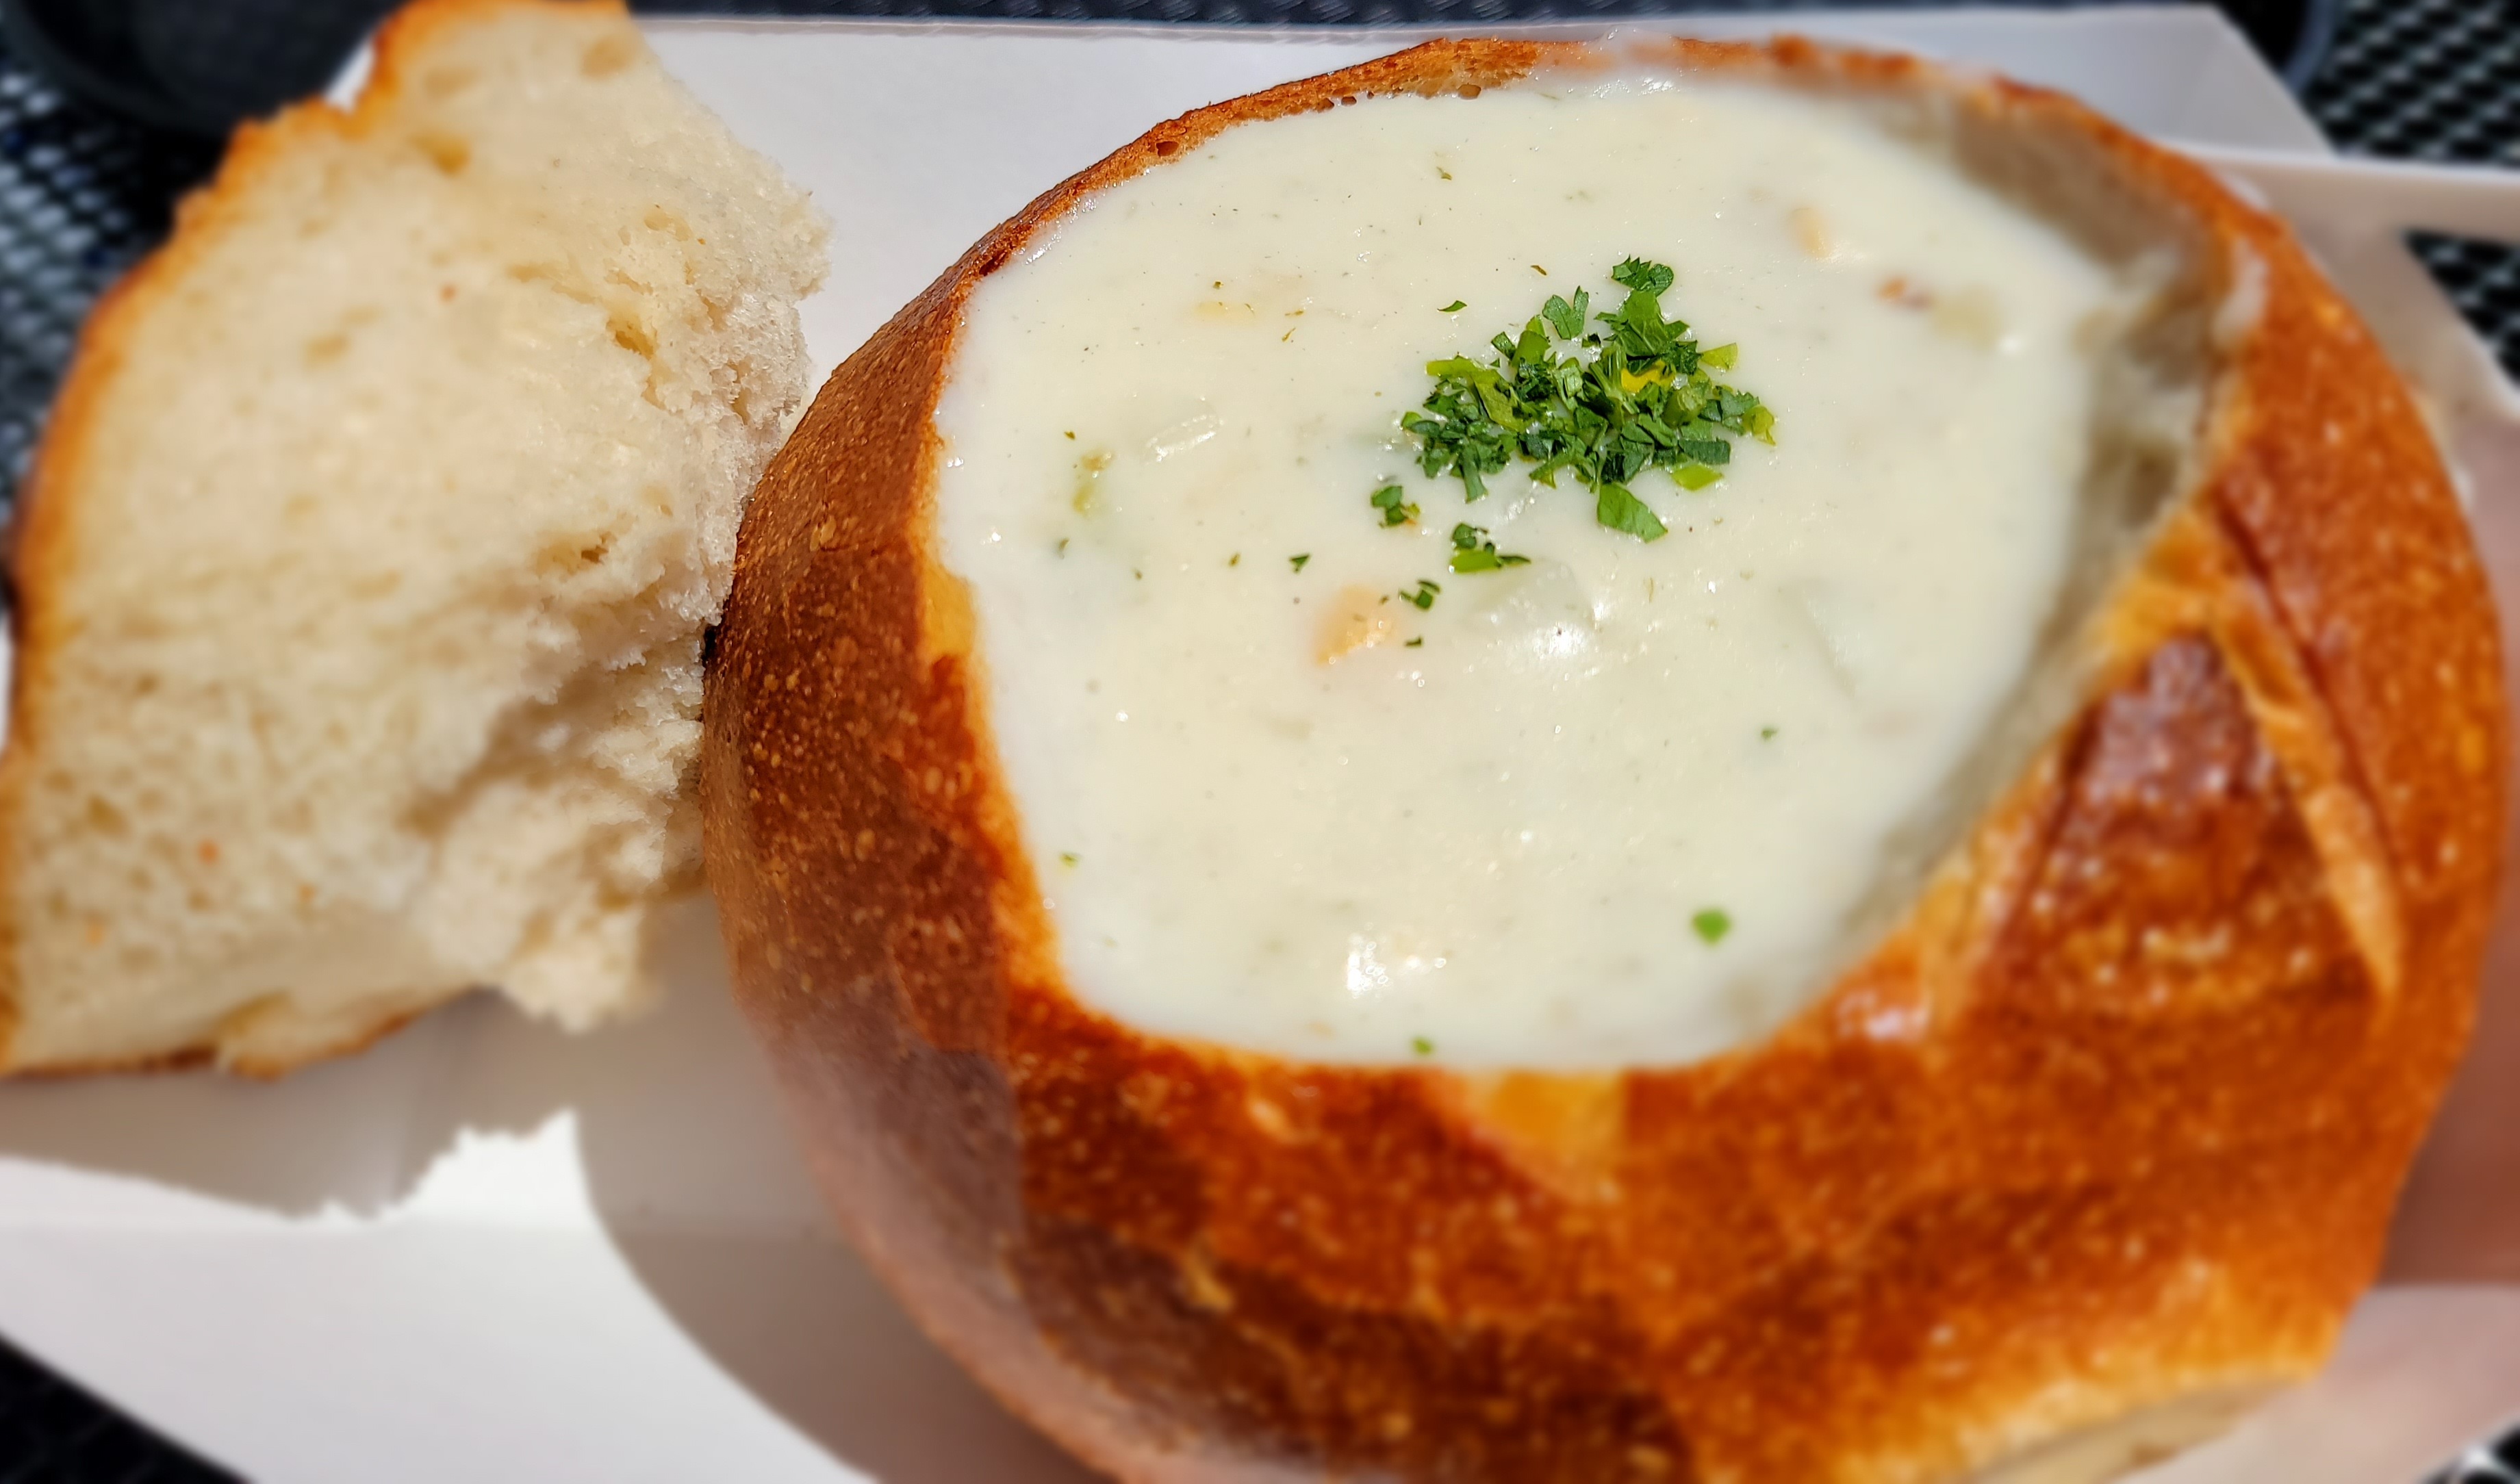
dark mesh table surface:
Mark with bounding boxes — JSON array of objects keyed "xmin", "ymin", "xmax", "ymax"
[{"xmin": 1, "ymin": 0, "xmax": 2517, "ymax": 1479}]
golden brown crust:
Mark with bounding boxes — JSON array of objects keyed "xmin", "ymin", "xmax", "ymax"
[
  {"xmin": 0, "ymin": 0, "xmax": 626, "ymax": 1076},
  {"xmin": 3, "ymin": 1044, "xmax": 216, "ymax": 1080},
  {"xmin": 702, "ymin": 36, "xmax": 2506, "ymax": 1483}
]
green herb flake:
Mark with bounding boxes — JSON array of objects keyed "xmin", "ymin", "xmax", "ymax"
[
  {"xmin": 1596, "ymin": 483, "xmax": 1668, "ymax": 541},
  {"xmin": 1447, "ymin": 522, "xmax": 1532, "ymax": 573},
  {"xmin": 1760, "ymin": 726, "xmax": 1779, "ymax": 741},
  {"xmin": 1395, "ymin": 257, "xmax": 1773, "ymax": 544},
  {"xmin": 1227, "ymin": 552, "xmax": 1241, "ymax": 566},
  {"xmin": 1540, "ymin": 288, "xmax": 1588, "ymax": 340},
  {"xmin": 1370, "ymin": 483, "xmax": 1421, "ymax": 528},
  {"xmin": 1405, "ymin": 637, "xmax": 1425, "ymax": 648},
  {"xmin": 1692, "ymin": 908, "xmax": 1732, "ymax": 945},
  {"xmin": 1399, "ymin": 578, "xmax": 1442, "ymax": 611},
  {"xmin": 1439, "ymin": 299, "xmax": 1467, "ymax": 313},
  {"xmin": 1290, "ymin": 553, "xmax": 1311, "ymax": 572},
  {"xmin": 1060, "ymin": 852, "xmax": 1081, "ymax": 867},
  {"xmin": 1411, "ymin": 1035, "xmax": 1436, "ymax": 1056},
  {"xmin": 1612, "ymin": 257, "xmax": 1675, "ymax": 295}
]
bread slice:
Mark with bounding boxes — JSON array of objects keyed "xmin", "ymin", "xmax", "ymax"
[
  {"xmin": 704, "ymin": 36, "xmax": 2504, "ymax": 1484},
  {"xmin": 0, "ymin": 0, "xmax": 827, "ymax": 1075}
]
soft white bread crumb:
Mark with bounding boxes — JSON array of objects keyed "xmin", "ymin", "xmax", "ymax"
[{"xmin": 0, "ymin": 0, "xmax": 828, "ymax": 1075}]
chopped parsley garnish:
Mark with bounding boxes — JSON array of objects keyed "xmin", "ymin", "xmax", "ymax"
[
  {"xmin": 1760, "ymin": 726, "xmax": 1779, "ymax": 741},
  {"xmin": 1290, "ymin": 554, "xmax": 1311, "ymax": 572},
  {"xmin": 1370, "ymin": 483, "xmax": 1419, "ymax": 528},
  {"xmin": 1059, "ymin": 852, "xmax": 1080, "ymax": 866},
  {"xmin": 1541, "ymin": 290, "xmax": 1586, "ymax": 340},
  {"xmin": 1399, "ymin": 578, "xmax": 1441, "ymax": 611},
  {"xmin": 1400, "ymin": 257, "xmax": 1774, "ymax": 541},
  {"xmin": 1448, "ymin": 522, "xmax": 1531, "ymax": 574},
  {"xmin": 1439, "ymin": 300, "xmax": 1466, "ymax": 313},
  {"xmin": 1596, "ymin": 484, "xmax": 1667, "ymax": 542},
  {"xmin": 1405, "ymin": 637, "xmax": 1424, "ymax": 647},
  {"xmin": 1692, "ymin": 908, "xmax": 1732, "ymax": 945},
  {"xmin": 1411, "ymin": 1035, "xmax": 1436, "ymax": 1056},
  {"xmin": 1612, "ymin": 257, "xmax": 1672, "ymax": 295}
]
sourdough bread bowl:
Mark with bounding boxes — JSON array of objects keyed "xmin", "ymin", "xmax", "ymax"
[{"xmin": 701, "ymin": 36, "xmax": 2507, "ymax": 1483}]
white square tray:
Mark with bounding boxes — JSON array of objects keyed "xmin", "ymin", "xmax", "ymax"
[{"xmin": 5, "ymin": 10, "xmax": 2517, "ymax": 1481}]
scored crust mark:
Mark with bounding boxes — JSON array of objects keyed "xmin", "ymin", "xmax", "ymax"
[
  {"xmin": 2098, "ymin": 507, "xmax": 2410, "ymax": 1001},
  {"xmin": 702, "ymin": 34, "xmax": 2505, "ymax": 1484},
  {"xmin": 2195, "ymin": 270, "xmax": 2504, "ymax": 1086},
  {"xmin": 1992, "ymin": 636, "xmax": 2354, "ymax": 1018}
]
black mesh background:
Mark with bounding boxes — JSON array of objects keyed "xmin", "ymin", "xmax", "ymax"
[
  {"xmin": 0, "ymin": 1334, "xmax": 232, "ymax": 1483},
  {"xmin": 2304, "ymin": 0, "xmax": 2520, "ymax": 383},
  {"xmin": 0, "ymin": 44, "xmax": 212, "ymax": 488},
  {"xmin": 0, "ymin": 0, "xmax": 2516, "ymax": 1479}
]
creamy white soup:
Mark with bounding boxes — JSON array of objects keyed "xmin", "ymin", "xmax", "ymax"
[{"xmin": 931, "ymin": 72, "xmax": 2121, "ymax": 1068}]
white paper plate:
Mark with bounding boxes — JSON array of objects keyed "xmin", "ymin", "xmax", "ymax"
[{"xmin": 4, "ymin": 10, "xmax": 2517, "ymax": 1481}]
